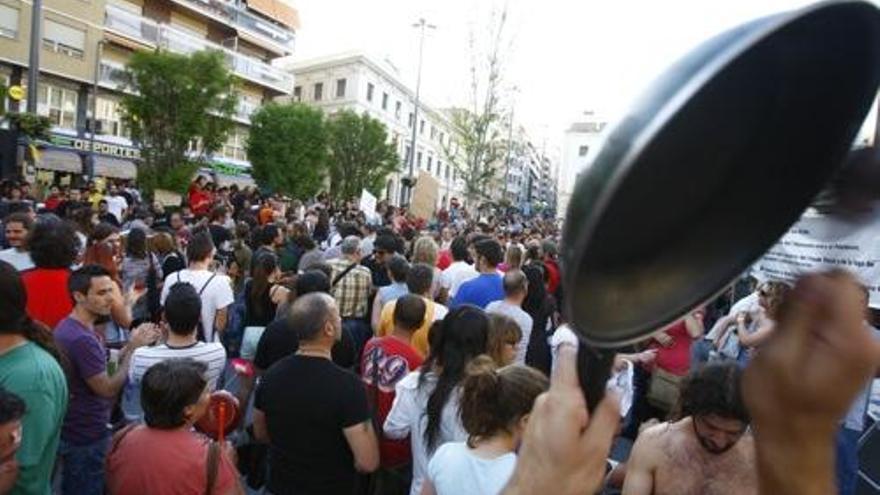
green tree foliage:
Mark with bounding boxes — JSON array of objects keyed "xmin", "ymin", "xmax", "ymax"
[
  {"xmin": 246, "ymin": 102, "xmax": 328, "ymax": 198},
  {"xmin": 326, "ymin": 110, "xmax": 399, "ymax": 200},
  {"xmin": 119, "ymin": 49, "xmax": 237, "ymax": 194}
]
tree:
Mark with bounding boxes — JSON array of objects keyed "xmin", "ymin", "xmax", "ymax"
[
  {"xmin": 326, "ymin": 110, "xmax": 399, "ymax": 200},
  {"xmin": 120, "ymin": 50, "xmax": 238, "ymax": 195},
  {"xmin": 442, "ymin": 5, "xmax": 510, "ymax": 208},
  {"xmin": 247, "ymin": 102, "xmax": 328, "ymax": 198}
]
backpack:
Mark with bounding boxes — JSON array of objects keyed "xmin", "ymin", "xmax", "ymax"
[{"xmin": 176, "ymin": 271, "xmax": 218, "ymax": 342}]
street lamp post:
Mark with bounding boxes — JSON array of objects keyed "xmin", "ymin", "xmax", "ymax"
[
  {"xmin": 403, "ymin": 18, "xmax": 435, "ymax": 207},
  {"xmin": 26, "ymin": 0, "xmax": 42, "ymax": 113}
]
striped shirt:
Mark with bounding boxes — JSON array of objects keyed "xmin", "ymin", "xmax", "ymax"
[{"xmin": 122, "ymin": 342, "xmax": 227, "ymax": 422}]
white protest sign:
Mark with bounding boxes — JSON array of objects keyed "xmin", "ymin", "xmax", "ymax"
[
  {"xmin": 753, "ymin": 210, "xmax": 880, "ymax": 307},
  {"xmin": 359, "ymin": 189, "xmax": 378, "ymax": 223}
]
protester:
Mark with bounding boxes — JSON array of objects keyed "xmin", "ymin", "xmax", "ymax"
[
  {"xmin": 486, "ymin": 314, "xmax": 522, "ymax": 367},
  {"xmin": 361, "ymin": 294, "xmax": 427, "ymax": 494},
  {"xmin": 123, "ymin": 283, "xmax": 227, "ymax": 422},
  {"xmin": 377, "ymin": 263, "xmax": 449, "ymax": 356},
  {"xmin": 54, "ymin": 265, "xmax": 159, "ymax": 495},
  {"xmin": 371, "ymin": 254, "xmax": 410, "ymax": 332},
  {"xmin": 160, "ymin": 232, "xmax": 234, "ymax": 343},
  {"xmin": 327, "ymin": 236, "xmax": 373, "ymax": 352},
  {"xmin": 253, "ymin": 293, "xmax": 379, "ymax": 494},
  {"xmin": 621, "ymin": 362, "xmax": 756, "ymax": 493},
  {"xmin": 0, "ymin": 213, "xmax": 33, "ymax": 271},
  {"xmin": 121, "ymin": 227, "xmax": 162, "ymax": 324},
  {"xmin": 423, "ymin": 357, "xmax": 548, "ymax": 495},
  {"xmin": 412, "ymin": 236, "xmax": 443, "ymax": 300},
  {"xmin": 0, "ymin": 261, "xmax": 67, "ymax": 495},
  {"xmin": 363, "ymin": 234, "xmax": 400, "ymax": 287},
  {"xmin": 440, "ymin": 236, "xmax": 477, "ymax": 300},
  {"xmin": 107, "ymin": 359, "xmax": 243, "ymax": 495},
  {"xmin": 21, "ymin": 217, "xmax": 80, "ymax": 329},
  {"xmin": 451, "ymin": 239, "xmax": 504, "ymax": 309},
  {"xmin": 486, "ymin": 269, "xmax": 532, "ymax": 364},
  {"xmin": 244, "ymin": 253, "xmax": 288, "ymax": 329},
  {"xmin": 520, "ymin": 263, "xmax": 556, "ymax": 374},
  {"xmin": 384, "ymin": 305, "xmax": 489, "ymax": 495}
]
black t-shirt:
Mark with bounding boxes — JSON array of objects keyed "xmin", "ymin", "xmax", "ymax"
[
  {"xmin": 254, "ymin": 317, "xmax": 357, "ymax": 372},
  {"xmin": 209, "ymin": 224, "xmax": 231, "ymax": 250},
  {"xmin": 255, "ymin": 355, "xmax": 370, "ymax": 495},
  {"xmin": 362, "ymin": 257, "xmax": 390, "ymax": 287}
]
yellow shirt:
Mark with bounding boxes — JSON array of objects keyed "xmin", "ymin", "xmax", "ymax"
[{"xmin": 377, "ymin": 297, "xmax": 436, "ymax": 357}]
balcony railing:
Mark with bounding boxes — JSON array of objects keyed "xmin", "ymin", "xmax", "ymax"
[
  {"xmin": 98, "ymin": 61, "xmax": 128, "ymax": 90},
  {"xmin": 169, "ymin": 0, "xmax": 295, "ymax": 54},
  {"xmin": 104, "ymin": 5, "xmax": 294, "ymax": 94}
]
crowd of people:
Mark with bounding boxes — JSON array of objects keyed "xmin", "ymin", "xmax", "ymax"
[{"xmin": 0, "ymin": 174, "xmax": 875, "ymax": 495}]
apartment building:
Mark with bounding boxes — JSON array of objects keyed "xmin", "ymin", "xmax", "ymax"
[
  {"xmin": 0, "ymin": 0, "xmax": 296, "ymax": 185},
  {"xmin": 284, "ymin": 52, "xmax": 465, "ymax": 208}
]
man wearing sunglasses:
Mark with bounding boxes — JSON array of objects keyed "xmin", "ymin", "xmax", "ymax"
[{"xmin": 622, "ymin": 362, "xmax": 756, "ymax": 494}]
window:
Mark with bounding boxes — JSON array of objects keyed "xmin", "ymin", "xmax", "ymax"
[
  {"xmin": 408, "ymin": 112, "xmax": 414, "ymax": 128},
  {"xmin": 293, "ymin": 85, "xmax": 302, "ymax": 101},
  {"xmin": 443, "ymin": 161, "xmax": 450, "ymax": 179},
  {"xmin": 439, "ymin": 132, "xmax": 445, "ymax": 146},
  {"xmin": 381, "ymin": 92, "xmax": 388, "ymax": 110},
  {"xmin": 43, "ymin": 19, "xmax": 86, "ymax": 58},
  {"xmin": 417, "ymin": 151, "xmax": 423, "ymax": 169},
  {"xmin": 313, "ymin": 82, "xmax": 323, "ymax": 101},
  {"xmin": 430, "ymin": 126, "xmax": 436, "ymax": 140},
  {"xmin": 427, "ymin": 155, "xmax": 433, "ymax": 174},
  {"xmin": 419, "ymin": 120, "xmax": 425, "ymax": 134},
  {"xmin": 37, "ymin": 84, "xmax": 77, "ymax": 129},
  {"xmin": 578, "ymin": 145, "xmax": 589, "ymax": 157},
  {"xmin": 94, "ymin": 96, "xmax": 129, "ymax": 138},
  {"xmin": 395, "ymin": 101, "xmax": 402, "ymax": 120},
  {"xmin": 335, "ymin": 78, "xmax": 346, "ymax": 99},
  {"xmin": 405, "ymin": 146, "xmax": 411, "ymax": 165},
  {"xmin": 366, "ymin": 83, "xmax": 374, "ymax": 102},
  {"xmin": 0, "ymin": 5, "xmax": 19, "ymax": 38},
  {"xmin": 221, "ymin": 128, "xmax": 248, "ymax": 161}
]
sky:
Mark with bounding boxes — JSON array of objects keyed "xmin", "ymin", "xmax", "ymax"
[{"xmin": 287, "ymin": 0, "xmax": 878, "ymax": 155}]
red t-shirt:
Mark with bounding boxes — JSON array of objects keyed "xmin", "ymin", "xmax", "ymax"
[
  {"xmin": 436, "ymin": 250, "xmax": 452, "ymax": 271},
  {"xmin": 22, "ymin": 268, "xmax": 72, "ymax": 329},
  {"xmin": 651, "ymin": 320, "xmax": 695, "ymax": 376},
  {"xmin": 107, "ymin": 427, "xmax": 238, "ymax": 495},
  {"xmin": 360, "ymin": 336, "xmax": 424, "ymax": 468},
  {"xmin": 544, "ymin": 258, "xmax": 561, "ymax": 295}
]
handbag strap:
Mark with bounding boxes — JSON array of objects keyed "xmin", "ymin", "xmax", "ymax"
[{"xmin": 332, "ymin": 262, "xmax": 359, "ymax": 288}]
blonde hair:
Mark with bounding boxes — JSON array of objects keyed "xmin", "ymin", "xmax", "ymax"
[
  {"xmin": 504, "ymin": 245, "xmax": 523, "ymax": 270},
  {"xmin": 413, "ymin": 236, "xmax": 438, "ymax": 266}
]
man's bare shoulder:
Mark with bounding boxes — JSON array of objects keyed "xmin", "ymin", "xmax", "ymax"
[{"xmin": 631, "ymin": 421, "xmax": 675, "ymax": 455}]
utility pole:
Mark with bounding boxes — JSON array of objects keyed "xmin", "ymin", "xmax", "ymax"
[
  {"xmin": 26, "ymin": 0, "xmax": 42, "ymax": 113},
  {"xmin": 403, "ymin": 17, "xmax": 435, "ymax": 207}
]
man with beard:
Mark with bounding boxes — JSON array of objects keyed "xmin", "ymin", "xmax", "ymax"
[{"xmin": 622, "ymin": 362, "xmax": 756, "ymax": 494}]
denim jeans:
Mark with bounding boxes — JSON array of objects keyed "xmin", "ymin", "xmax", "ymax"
[
  {"xmin": 58, "ymin": 434, "xmax": 111, "ymax": 495},
  {"xmin": 836, "ymin": 426, "xmax": 861, "ymax": 495}
]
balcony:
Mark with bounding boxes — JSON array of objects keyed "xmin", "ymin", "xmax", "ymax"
[
  {"xmin": 104, "ymin": 5, "xmax": 294, "ymax": 94},
  {"xmin": 98, "ymin": 61, "xmax": 128, "ymax": 90},
  {"xmin": 169, "ymin": 0, "xmax": 295, "ymax": 55}
]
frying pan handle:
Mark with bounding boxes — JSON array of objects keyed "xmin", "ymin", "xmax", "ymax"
[{"xmin": 577, "ymin": 344, "xmax": 616, "ymax": 412}]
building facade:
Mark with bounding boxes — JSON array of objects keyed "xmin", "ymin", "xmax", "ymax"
[
  {"xmin": 284, "ymin": 52, "xmax": 465, "ymax": 209},
  {"xmin": 0, "ymin": 0, "xmax": 296, "ymax": 185},
  {"xmin": 497, "ymin": 123, "xmax": 557, "ymax": 217},
  {"xmin": 558, "ymin": 114, "xmax": 607, "ymax": 218}
]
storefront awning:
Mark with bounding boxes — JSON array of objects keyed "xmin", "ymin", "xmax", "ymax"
[
  {"xmin": 37, "ymin": 149, "xmax": 83, "ymax": 173},
  {"xmin": 93, "ymin": 156, "xmax": 137, "ymax": 179},
  {"xmin": 214, "ymin": 173, "xmax": 255, "ymax": 189}
]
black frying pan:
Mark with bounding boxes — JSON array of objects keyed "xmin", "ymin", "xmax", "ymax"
[{"xmin": 561, "ymin": 1, "xmax": 880, "ymax": 409}]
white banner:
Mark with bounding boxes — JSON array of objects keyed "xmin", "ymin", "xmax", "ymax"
[
  {"xmin": 753, "ymin": 210, "xmax": 880, "ymax": 307},
  {"xmin": 359, "ymin": 189, "xmax": 378, "ymax": 223}
]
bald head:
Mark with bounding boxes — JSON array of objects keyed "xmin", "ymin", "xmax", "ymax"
[{"xmin": 289, "ymin": 292, "xmax": 339, "ymax": 342}]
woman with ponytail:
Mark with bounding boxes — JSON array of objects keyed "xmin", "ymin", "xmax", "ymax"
[
  {"xmin": 384, "ymin": 305, "xmax": 489, "ymax": 495},
  {"xmin": 0, "ymin": 260, "xmax": 69, "ymax": 494},
  {"xmin": 422, "ymin": 357, "xmax": 548, "ymax": 495}
]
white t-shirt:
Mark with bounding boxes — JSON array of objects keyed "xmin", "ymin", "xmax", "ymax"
[
  {"xmin": 105, "ymin": 194, "xmax": 128, "ymax": 223},
  {"xmin": 486, "ymin": 300, "xmax": 533, "ymax": 364},
  {"xmin": 0, "ymin": 248, "xmax": 33, "ymax": 271},
  {"xmin": 160, "ymin": 268, "xmax": 234, "ymax": 343},
  {"xmin": 427, "ymin": 441, "xmax": 516, "ymax": 495},
  {"xmin": 384, "ymin": 371, "xmax": 467, "ymax": 495},
  {"xmin": 441, "ymin": 261, "xmax": 478, "ymax": 297}
]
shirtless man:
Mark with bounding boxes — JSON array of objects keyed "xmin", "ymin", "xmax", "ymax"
[{"xmin": 623, "ymin": 362, "xmax": 756, "ymax": 495}]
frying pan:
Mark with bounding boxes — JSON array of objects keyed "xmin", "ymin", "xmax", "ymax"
[{"xmin": 561, "ymin": 1, "xmax": 880, "ymax": 409}]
